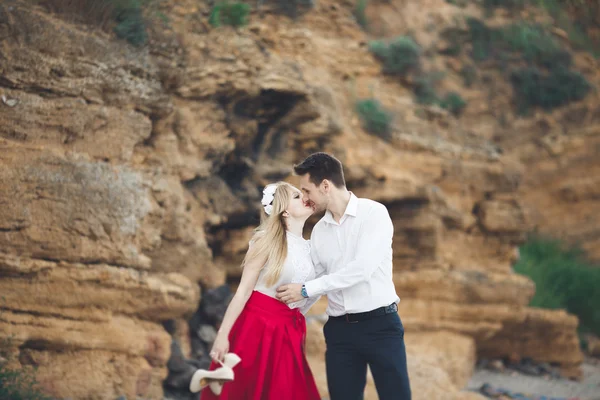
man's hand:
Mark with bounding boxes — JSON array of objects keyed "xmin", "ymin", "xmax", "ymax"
[{"xmin": 276, "ymin": 283, "xmax": 304, "ymax": 304}]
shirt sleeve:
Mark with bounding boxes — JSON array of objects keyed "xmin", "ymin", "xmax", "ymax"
[
  {"xmin": 304, "ymin": 203, "xmax": 393, "ymax": 297},
  {"xmin": 299, "ymin": 228, "xmax": 327, "ymax": 314}
]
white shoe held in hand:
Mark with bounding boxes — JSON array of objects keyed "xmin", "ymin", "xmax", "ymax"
[
  {"xmin": 208, "ymin": 353, "xmax": 242, "ymax": 395},
  {"xmin": 189, "ymin": 353, "xmax": 242, "ymax": 394}
]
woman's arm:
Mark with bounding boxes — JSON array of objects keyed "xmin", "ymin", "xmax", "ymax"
[
  {"xmin": 299, "ymin": 238, "xmax": 326, "ymax": 315},
  {"xmin": 210, "ymin": 253, "xmax": 264, "ymax": 361}
]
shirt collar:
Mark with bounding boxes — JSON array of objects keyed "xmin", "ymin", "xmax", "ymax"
[
  {"xmin": 323, "ymin": 192, "xmax": 358, "ymax": 224},
  {"xmin": 345, "ymin": 192, "xmax": 358, "ymax": 217}
]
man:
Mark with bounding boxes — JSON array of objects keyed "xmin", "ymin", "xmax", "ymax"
[{"xmin": 276, "ymin": 152, "xmax": 411, "ymax": 400}]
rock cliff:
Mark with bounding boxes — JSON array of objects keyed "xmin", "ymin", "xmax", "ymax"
[{"xmin": 1, "ymin": 0, "xmax": 596, "ymax": 398}]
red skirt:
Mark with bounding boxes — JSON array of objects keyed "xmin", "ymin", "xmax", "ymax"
[{"xmin": 199, "ymin": 291, "xmax": 321, "ymax": 400}]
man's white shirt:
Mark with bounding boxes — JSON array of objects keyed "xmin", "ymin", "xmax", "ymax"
[{"xmin": 303, "ymin": 193, "xmax": 400, "ymax": 316}]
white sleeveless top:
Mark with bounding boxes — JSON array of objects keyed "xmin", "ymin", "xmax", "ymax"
[{"xmin": 254, "ymin": 232, "xmax": 316, "ymax": 310}]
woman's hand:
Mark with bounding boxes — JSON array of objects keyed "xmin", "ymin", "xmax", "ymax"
[
  {"xmin": 205, "ymin": 248, "xmax": 263, "ymax": 364},
  {"xmin": 210, "ymin": 335, "xmax": 229, "ymax": 363}
]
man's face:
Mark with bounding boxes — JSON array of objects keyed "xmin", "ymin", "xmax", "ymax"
[{"xmin": 299, "ymin": 174, "xmax": 328, "ymax": 212}]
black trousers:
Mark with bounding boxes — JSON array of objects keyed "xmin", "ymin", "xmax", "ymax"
[{"xmin": 323, "ymin": 312, "xmax": 411, "ymax": 400}]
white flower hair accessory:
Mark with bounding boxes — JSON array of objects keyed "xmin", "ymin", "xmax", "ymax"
[{"xmin": 261, "ymin": 183, "xmax": 278, "ymax": 215}]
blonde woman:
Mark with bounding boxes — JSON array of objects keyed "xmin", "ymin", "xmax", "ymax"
[{"xmin": 198, "ymin": 182, "xmax": 321, "ymax": 400}]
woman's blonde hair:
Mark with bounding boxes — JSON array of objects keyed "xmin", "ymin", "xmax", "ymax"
[{"xmin": 243, "ymin": 181, "xmax": 296, "ymax": 286}]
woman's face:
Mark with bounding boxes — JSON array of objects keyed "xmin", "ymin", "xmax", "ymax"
[{"xmin": 285, "ymin": 187, "xmax": 315, "ymax": 220}]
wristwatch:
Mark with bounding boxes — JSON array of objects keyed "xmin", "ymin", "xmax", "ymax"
[{"xmin": 301, "ymin": 284, "xmax": 308, "ymax": 298}]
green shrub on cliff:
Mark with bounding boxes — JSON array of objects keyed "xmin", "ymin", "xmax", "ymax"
[
  {"xmin": 0, "ymin": 339, "xmax": 51, "ymax": 400},
  {"xmin": 511, "ymin": 67, "xmax": 591, "ymax": 115},
  {"xmin": 536, "ymin": 0, "xmax": 600, "ymax": 57},
  {"xmin": 31, "ymin": 0, "xmax": 164, "ymax": 47},
  {"xmin": 369, "ymin": 36, "xmax": 421, "ymax": 77},
  {"xmin": 467, "ymin": 18, "xmax": 592, "ymax": 112},
  {"xmin": 413, "ymin": 76, "xmax": 440, "ymax": 106},
  {"xmin": 468, "ymin": 19, "xmax": 570, "ymax": 67},
  {"xmin": 354, "ymin": 0, "xmax": 369, "ymax": 29},
  {"xmin": 483, "ymin": 0, "xmax": 526, "ymax": 14},
  {"xmin": 113, "ymin": 0, "xmax": 148, "ymax": 46},
  {"xmin": 439, "ymin": 91, "xmax": 467, "ymax": 116},
  {"xmin": 0, "ymin": 365, "xmax": 51, "ymax": 400},
  {"xmin": 413, "ymin": 74, "xmax": 467, "ymax": 116},
  {"xmin": 481, "ymin": 0, "xmax": 599, "ymax": 57},
  {"xmin": 270, "ymin": 0, "xmax": 315, "ymax": 19},
  {"xmin": 514, "ymin": 237, "xmax": 600, "ymax": 336},
  {"xmin": 460, "ymin": 64, "xmax": 478, "ymax": 87},
  {"xmin": 209, "ymin": 2, "xmax": 251, "ymax": 27},
  {"xmin": 355, "ymin": 98, "xmax": 393, "ymax": 141},
  {"xmin": 502, "ymin": 22, "xmax": 571, "ymax": 68},
  {"xmin": 467, "ymin": 18, "xmax": 498, "ymax": 61}
]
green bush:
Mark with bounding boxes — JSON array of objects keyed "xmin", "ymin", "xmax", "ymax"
[
  {"xmin": 412, "ymin": 73, "xmax": 467, "ymax": 116},
  {"xmin": 467, "ymin": 18, "xmax": 499, "ymax": 62},
  {"xmin": 355, "ymin": 98, "xmax": 393, "ymax": 141},
  {"xmin": 369, "ymin": 36, "xmax": 421, "ymax": 76},
  {"xmin": 0, "ymin": 366, "xmax": 52, "ymax": 400},
  {"xmin": 113, "ymin": 0, "xmax": 148, "ymax": 46},
  {"xmin": 0, "ymin": 338, "xmax": 51, "ymax": 400},
  {"xmin": 483, "ymin": 0, "xmax": 526, "ymax": 13},
  {"xmin": 467, "ymin": 19, "xmax": 571, "ymax": 68},
  {"xmin": 460, "ymin": 64, "xmax": 477, "ymax": 87},
  {"xmin": 533, "ymin": 0, "xmax": 599, "ymax": 57},
  {"xmin": 511, "ymin": 66, "xmax": 591, "ymax": 114},
  {"xmin": 445, "ymin": 0, "xmax": 469, "ymax": 7},
  {"xmin": 414, "ymin": 76, "xmax": 439, "ymax": 105},
  {"xmin": 439, "ymin": 91, "xmax": 467, "ymax": 115},
  {"xmin": 32, "ymin": 0, "xmax": 153, "ymax": 46},
  {"xmin": 439, "ymin": 28, "xmax": 464, "ymax": 56},
  {"xmin": 354, "ymin": 0, "xmax": 369, "ymax": 29},
  {"xmin": 514, "ymin": 237, "xmax": 600, "ymax": 335},
  {"xmin": 563, "ymin": 18, "xmax": 600, "ymax": 57},
  {"xmin": 413, "ymin": 81, "xmax": 467, "ymax": 116},
  {"xmin": 467, "ymin": 17, "xmax": 592, "ymax": 112},
  {"xmin": 209, "ymin": 2, "xmax": 251, "ymax": 27},
  {"xmin": 501, "ymin": 22, "xmax": 571, "ymax": 68},
  {"xmin": 272, "ymin": 0, "xmax": 315, "ymax": 19}
]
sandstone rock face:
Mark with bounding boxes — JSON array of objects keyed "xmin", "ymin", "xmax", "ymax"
[
  {"xmin": 0, "ymin": 0, "xmax": 592, "ymax": 398},
  {"xmin": 503, "ymin": 103, "xmax": 600, "ymax": 261},
  {"xmin": 0, "ymin": 3, "xmax": 205, "ymax": 399},
  {"xmin": 585, "ymin": 335, "xmax": 600, "ymax": 358},
  {"xmin": 364, "ymin": 0, "xmax": 600, "ymax": 261}
]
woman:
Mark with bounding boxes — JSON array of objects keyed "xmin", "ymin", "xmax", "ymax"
[{"xmin": 198, "ymin": 182, "xmax": 321, "ymax": 400}]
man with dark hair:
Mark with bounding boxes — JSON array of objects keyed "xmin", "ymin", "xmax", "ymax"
[
  {"xmin": 292, "ymin": 152, "xmax": 347, "ymax": 189},
  {"xmin": 277, "ymin": 152, "xmax": 411, "ymax": 400}
]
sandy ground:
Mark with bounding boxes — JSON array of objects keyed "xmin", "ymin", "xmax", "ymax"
[{"xmin": 466, "ymin": 361, "xmax": 600, "ymax": 400}]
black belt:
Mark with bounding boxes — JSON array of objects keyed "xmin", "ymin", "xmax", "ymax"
[{"xmin": 329, "ymin": 303, "xmax": 398, "ymax": 323}]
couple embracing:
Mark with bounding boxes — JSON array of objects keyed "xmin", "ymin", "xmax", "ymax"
[{"xmin": 191, "ymin": 153, "xmax": 411, "ymax": 400}]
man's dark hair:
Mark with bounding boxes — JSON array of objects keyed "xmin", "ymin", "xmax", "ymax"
[{"xmin": 293, "ymin": 152, "xmax": 346, "ymax": 188}]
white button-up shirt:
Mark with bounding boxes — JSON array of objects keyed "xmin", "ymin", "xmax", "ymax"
[{"xmin": 304, "ymin": 193, "xmax": 400, "ymax": 316}]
